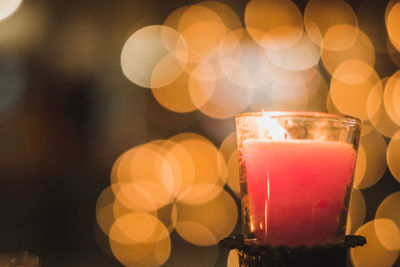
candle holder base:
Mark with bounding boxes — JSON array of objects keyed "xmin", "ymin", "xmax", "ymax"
[{"xmin": 220, "ymin": 234, "xmax": 366, "ymax": 267}]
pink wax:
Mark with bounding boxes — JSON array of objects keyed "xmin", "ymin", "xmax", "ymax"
[{"xmin": 240, "ymin": 139, "xmax": 357, "ymax": 246}]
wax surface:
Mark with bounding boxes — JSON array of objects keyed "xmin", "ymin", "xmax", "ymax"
[{"xmin": 240, "ymin": 139, "xmax": 357, "ymax": 246}]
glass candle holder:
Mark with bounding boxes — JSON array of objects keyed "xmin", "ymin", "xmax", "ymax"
[{"xmin": 235, "ymin": 111, "xmax": 361, "ymax": 247}]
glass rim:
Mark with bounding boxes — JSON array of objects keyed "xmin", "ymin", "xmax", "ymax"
[{"xmin": 235, "ymin": 111, "xmax": 361, "ymax": 126}]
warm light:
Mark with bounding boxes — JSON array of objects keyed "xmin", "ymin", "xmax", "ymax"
[
  {"xmin": 386, "ymin": 3, "xmax": 400, "ymax": 51},
  {"xmin": 227, "ymin": 249, "xmax": 240, "ymax": 267},
  {"xmin": 109, "ymin": 213, "xmax": 171, "ymax": 267},
  {"xmin": 121, "ymin": 25, "xmax": 188, "ymax": 88},
  {"xmin": 351, "ymin": 220, "xmax": 400, "ymax": 267},
  {"xmin": 387, "ymin": 131, "xmax": 400, "ymax": 183},
  {"xmin": 304, "ymin": 0, "xmax": 358, "ymax": 48},
  {"xmin": 322, "ymin": 28, "xmax": 375, "ymax": 75},
  {"xmin": 245, "ymin": 0, "xmax": 303, "ymax": 50},
  {"xmin": 0, "ymin": 0, "xmax": 23, "ymax": 21},
  {"xmin": 353, "ymin": 125, "xmax": 387, "ymax": 189},
  {"xmin": 376, "ymin": 191, "xmax": 400, "ymax": 249},
  {"xmin": 199, "ymin": 1, "xmax": 241, "ymax": 31},
  {"xmin": 259, "ymin": 112, "xmax": 290, "ymax": 140},
  {"xmin": 384, "ymin": 71, "xmax": 400, "ymax": 126},
  {"xmin": 151, "ymin": 65, "xmax": 197, "ymax": 113},
  {"xmin": 367, "ymin": 78, "xmax": 400, "ymax": 137},
  {"xmin": 264, "ymin": 33, "xmax": 321, "ymax": 71},
  {"xmin": 169, "ymin": 133, "xmax": 227, "ymax": 204},
  {"xmin": 330, "ymin": 60, "xmax": 379, "ymax": 120},
  {"xmin": 174, "ymin": 189, "xmax": 238, "ymax": 246}
]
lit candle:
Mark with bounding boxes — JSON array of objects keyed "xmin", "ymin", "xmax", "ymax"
[{"xmin": 236, "ymin": 111, "xmax": 360, "ymax": 246}]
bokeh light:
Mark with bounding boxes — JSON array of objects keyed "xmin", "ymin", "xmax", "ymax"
[
  {"xmin": 351, "ymin": 219, "xmax": 400, "ymax": 267},
  {"xmin": 304, "ymin": 0, "xmax": 358, "ymax": 49},
  {"xmin": 387, "ymin": 132, "xmax": 400, "ymax": 183},
  {"xmin": 322, "ymin": 29, "xmax": 375, "ymax": 75},
  {"xmin": 367, "ymin": 78, "xmax": 400, "ymax": 138},
  {"xmin": 376, "ymin": 191, "xmax": 400, "ymax": 250},
  {"xmin": 227, "ymin": 250, "xmax": 240, "ymax": 267},
  {"xmin": 330, "ymin": 59, "xmax": 379, "ymax": 120},
  {"xmin": 245, "ymin": 0, "xmax": 303, "ymax": 50},
  {"xmin": 121, "ymin": 25, "xmax": 188, "ymax": 88},
  {"xmin": 175, "ymin": 190, "xmax": 237, "ymax": 246},
  {"xmin": 170, "ymin": 133, "xmax": 227, "ymax": 204},
  {"xmin": 384, "ymin": 70, "xmax": 400, "ymax": 126},
  {"xmin": 109, "ymin": 213, "xmax": 171, "ymax": 267},
  {"xmin": 0, "ymin": 0, "xmax": 23, "ymax": 21},
  {"xmin": 386, "ymin": 3, "xmax": 400, "ymax": 51},
  {"xmin": 353, "ymin": 125, "xmax": 387, "ymax": 189}
]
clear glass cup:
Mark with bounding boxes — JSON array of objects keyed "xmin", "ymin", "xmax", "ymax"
[{"xmin": 235, "ymin": 111, "xmax": 361, "ymax": 247}]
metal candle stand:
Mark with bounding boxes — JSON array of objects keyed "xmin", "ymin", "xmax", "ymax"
[{"xmin": 220, "ymin": 234, "xmax": 366, "ymax": 267}]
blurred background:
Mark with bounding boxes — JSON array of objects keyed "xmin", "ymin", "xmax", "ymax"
[{"xmin": 0, "ymin": 0, "xmax": 400, "ymax": 266}]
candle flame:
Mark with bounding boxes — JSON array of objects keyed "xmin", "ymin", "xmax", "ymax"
[{"xmin": 260, "ymin": 110, "xmax": 290, "ymax": 140}]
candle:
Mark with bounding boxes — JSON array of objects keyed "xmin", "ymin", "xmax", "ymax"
[
  {"xmin": 240, "ymin": 139, "xmax": 357, "ymax": 246},
  {"xmin": 236, "ymin": 111, "xmax": 361, "ymax": 247}
]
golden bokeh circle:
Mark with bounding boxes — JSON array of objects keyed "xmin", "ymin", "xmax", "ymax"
[
  {"xmin": 351, "ymin": 219, "xmax": 400, "ymax": 267},
  {"xmin": 322, "ymin": 28, "xmax": 375, "ymax": 75},
  {"xmin": 353, "ymin": 125, "xmax": 387, "ymax": 189},
  {"xmin": 0, "ymin": 0, "xmax": 23, "ymax": 21},
  {"xmin": 245, "ymin": 0, "xmax": 303, "ymax": 50},
  {"xmin": 169, "ymin": 133, "xmax": 227, "ymax": 204},
  {"xmin": 330, "ymin": 59, "xmax": 379, "ymax": 120},
  {"xmin": 109, "ymin": 213, "xmax": 171, "ymax": 267},
  {"xmin": 304, "ymin": 0, "xmax": 358, "ymax": 48},
  {"xmin": 387, "ymin": 3, "xmax": 400, "ymax": 51},
  {"xmin": 387, "ymin": 132, "xmax": 400, "ymax": 184},
  {"xmin": 384, "ymin": 71, "xmax": 400, "ymax": 126},
  {"xmin": 175, "ymin": 189, "xmax": 238, "ymax": 246},
  {"xmin": 121, "ymin": 25, "xmax": 188, "ymax": 88},
  {"xmin": 367, "ymin": 78, "xmax": 400, "ymax": 138},
  {"xmin": 376, "ymin": 191, "xmax": 400, "ymax": 250}
]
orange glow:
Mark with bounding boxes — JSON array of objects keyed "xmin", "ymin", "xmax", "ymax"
[
  {"xmin": 367, "ymin": 78, "xmax": 400, "ymax": 137},
  {"xmin": 169, "ymin": 133, "xmax": 227, "ymax": 204},
  {"xmin": 227, "ymin": 250, "xmax": 240, "ymax": 267},
  {"xmin": 175, "ymin": 189, "xmax": 238, "ymax": 246},
  {"xmin": 151, "ymin": 65, "xmax": 197, "ymax": 113},
  {"xmin": 188, "ymin": 61, "xmax": 217, "ymax": 109},
  {"xmin": 387, "ymin": 3, "xmax": 400, "ymax": 51},
  {"xmin": 330, "ymin": 60, "xmax": 379, "ymax": 120},
  {"xmin": 121, "ymin": 25, "xmax": 188, "ymax": 88},
  {"xmin": 177, "ymin": 4, "xmax": 226, "ymax": 61},
  {"xmin": 384, "ymin": 71, "xmax": 400, "ymax": 126},
  {"xmin": 199, "ymin": 1, "xmax": 242, "ymax": 31},
  {"xmin": 376, "ymin": 191, "xmax": 400, "ymax": 249},
  {"xmin": 322, "ymin": 28, "xmax": 375, "ymax": 75},
  {"xmin": 351, "ymin": 220, "xmax": 400, "ymax": 267},
  {"xmin": 0, "ymin": 0, "xmax": 23, "ymax": 21},
  {"xmin": 96, "ymin": 186, "xmax": 117, "ymax": 235},
  {"xmin": 264, "ymin": 33, "xmax": 321, "ymax": 71},
  {"xmin": 353, "ymin": 125, "xmax": 387, "ymax": 189},
  {"xmin": 109, "ymin": 213, "xmax": 171, "ymax": 266},
  {"xmin": 245, "ymin": 0, "xmax": 303, "ymax": 50},
  {"xmin": 304, "ymin": 0, "xmax": 358, "ymax": 48},
  {"xmin": 387, "ymin": 131, "xmax": 400, "ymax": 183}
]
